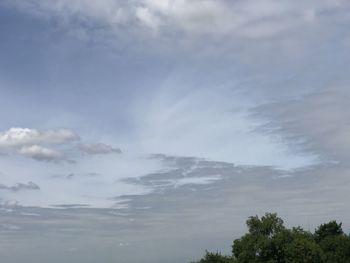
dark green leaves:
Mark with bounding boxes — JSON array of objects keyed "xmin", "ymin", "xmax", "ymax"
[{"xmin": 193, "ymin": 213, "xmax": 350, "ymax": 263}]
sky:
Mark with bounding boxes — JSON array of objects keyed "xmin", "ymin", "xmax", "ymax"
[{"xmin": 0, "ymin": 0, "xmax": 350, "ymax": 262}]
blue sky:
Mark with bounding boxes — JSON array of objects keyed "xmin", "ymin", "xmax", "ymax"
[{"xmin": 1, "ymin": 1, "xmax": 350, "ymax": 262}]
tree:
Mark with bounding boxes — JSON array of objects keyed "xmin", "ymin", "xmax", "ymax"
[
  {"xmin": 285, "ymin": 238, "xmax": 324, "ymax": 263},
  {"xmin": 246, "ymin": 213, "xmax": 285, "ymax": 237},
  {"xmin": 193, "ymin": 213, "xmax": 350, "ymax": 263},
  {"xmin": 318, "ymin": 235, "xmax": 350, "ymax": 263},
  {"xmin": 232, "ymin": 213, "xmax": 292, "ymax": 263},
  {"xmin": 194, "ymin": 251, "xmax": 234, "ymax": 263},
  {"xmin": 314, "ymin": 221, "xmax": 343, "ymax": 242},
  {"xmin": 314, "ymin": 221, "xmax": 350, "ymax": 263}
]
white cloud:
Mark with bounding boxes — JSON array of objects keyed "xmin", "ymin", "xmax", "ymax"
[
  {"xmin": 0, "ymin": 128, "xmax": 79, "ymax": 162},
  {"xmin": 18, "ymin": 145, "xmax": 63, "ymax": 162},
  {"xmin": 136, "ymin": 7, "xmax": 161, "ymax": 31},
  {"xmin": 0, "ymin": 127, "xmax": 125, "ymax": 163},
  {"xmin": 0, "ymin": 128, "xmax": 79, "ymax": 149}
]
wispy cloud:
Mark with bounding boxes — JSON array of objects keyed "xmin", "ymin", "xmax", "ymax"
[
  {"xmin": 4, "ymin": 0, "xmax": 348, "ymax": 46},
  {"xmin": 78, "ymin": 143, "xmax": 122, "ymax": 155},
  {"xmin": 256, "ymin": 88, "xmax": 350, "ymax": 164},
  {"xmin": 131, "ymin": 82, "xmax": 317, "ymax": 170},
  {"xmin": 0, "ymin": 181, "xmax": 40, "ymax": 192},
  {"xmin": 1, "ymin": 2, "xmax": 350, "ymax": 262}
]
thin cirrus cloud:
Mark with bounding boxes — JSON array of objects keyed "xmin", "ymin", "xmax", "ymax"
[
  {"xmin": 78, "ymin": 143, "xmax": 122, "ymax": 155},
  {"xmin": 132, "ymin": 83, "xmax": 318, "ymax": 170}
]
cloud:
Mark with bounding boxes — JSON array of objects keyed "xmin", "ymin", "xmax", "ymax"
[
  {"xmin": 1, "ymin": 157, "xmax": 350, "ymax": 263},
  {"xmin": 78, "ymin": 143, "xmax": 122, "ymax": 155},
  {"xmin": 0, "ymin": 150, "xmax": 164, "ymax": 208},
  {"xmin": 1, "ymin": 2, "xmax": 350, "ymax": 262},
  {"xmin": 131, "ymin": 85, "xmax": 317, "ymax": 170},
  {"xmin": 0, "ymin": 181, "xmax": 40, "ymax": 192},
  {"xmin": 0, "ymin": 128, "xmax": 124, "ymax": 164},
  {"xmin": 0, "ymin": 127, "xmax": 79, "ymax": 162},
  {"xmin": 256, "ymin": 87, "xmax": 350, "ymax": 164},
  {"xmin": 18, "ymin": 145, "xmax": 63, "ymax": 162},
  {"xmin": 0, "ymin": 128, "xmax": 79, "ymax": 149},
  {"xmin": 4, "ymin": 0, "xmax": 349, "ymax": 44}
]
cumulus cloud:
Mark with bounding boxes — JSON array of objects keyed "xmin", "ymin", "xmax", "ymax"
[
  {"xmin": 18, "ymin": 145, "xmax": 63, "ymax": 162},
  {"xmin": 0, "ymin": 128, "xmax": 79, "ymax": 149},
  {"xmin": 0, "ymin": 128, "xmax": 78, "ymax": 162},
  {"xmin": 0, "ymin": 127, "xmax": 124, "ymax": 162},
  {"xmin": 78, "ymin": 143, "xmax": 122, "ymax": 155}
]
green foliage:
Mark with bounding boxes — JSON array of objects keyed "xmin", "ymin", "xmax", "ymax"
[
  {"xmin": 246, "ymin": 213, "xmax": 285, "ymax": 237},
  {"xmin": 314, "ymin": 220, "xmax": 350, "ymax": 263},
  {"xmin": 285, "ymin": 238, "xmax": 324, "ymax": 263},
  {"xmin": 314, "ymin": 220, "xmax": 343, "ymax": 242},
  {"xmin": 193, "ymin": 213, "xmax": 350, "ymax": 263},
  {"xmin": 193, "ymin": 251, "xmax": 234, "ymax": 263},
  {"xmin": 318, "ymin": 234, "xmax": 350, "ymax": 263}
]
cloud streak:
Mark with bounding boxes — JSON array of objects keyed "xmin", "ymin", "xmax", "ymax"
[
  {"xmin": 256, "ymin": 87, "xmax": 350, "ymax": 164},
  {"xmin": 131, "ymin": 84, "xmax": 317, "ymax": 170},
  {"xmin": 78, "ymin": 143, "xmax": 122, "ymax": 155},
  {"xmin": 0, "ymin": 182, "xmax": 40, "ymax": 192}
]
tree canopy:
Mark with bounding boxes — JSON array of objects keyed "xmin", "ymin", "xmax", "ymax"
[{"xmin": 193, "ymin": 213, "xmax": 350, "ymax": 263}]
